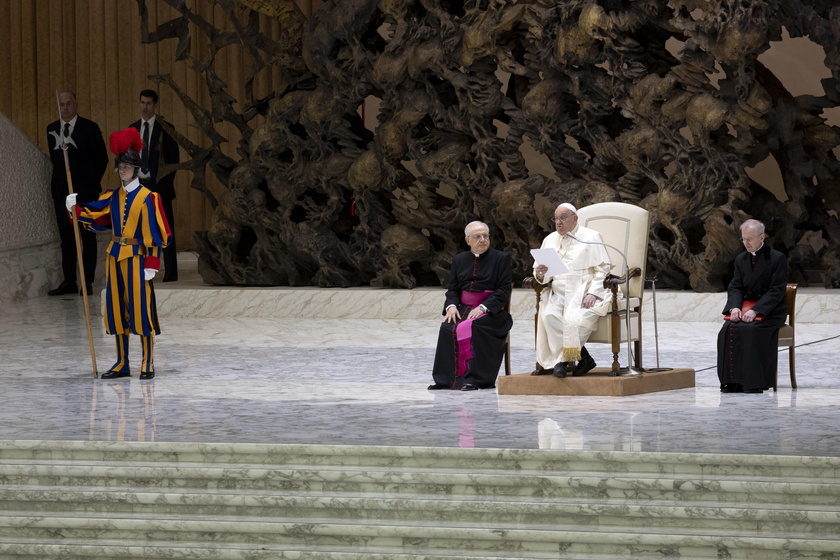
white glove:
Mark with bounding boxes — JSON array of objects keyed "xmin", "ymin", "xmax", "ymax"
[
  {"xmin": 144, "ymin": 269, "xmax": 156, "ymax": 281},
  {"xmin": 65, "ymin": 193, "xmax": 77, "ymax": 212}
]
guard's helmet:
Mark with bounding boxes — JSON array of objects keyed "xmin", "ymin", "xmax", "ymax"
[{"xmin": 109, "ymin": 127, "xmax": 144, "ymax": 168}]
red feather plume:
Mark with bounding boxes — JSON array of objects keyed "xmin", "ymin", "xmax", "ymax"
[{"xmin": 109, "ymin": 127, "xmax": 144, "ymax": 156}]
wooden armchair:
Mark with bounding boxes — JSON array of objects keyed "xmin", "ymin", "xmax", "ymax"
[
  {"xmin": 774, "ymin": 283, "xmax": 798, "ymax": 391},
  {"xmin": 525, "ymin": 202, "xmax": 651, "ymax": 376},
  {"xmin": 503, "ymin": 284, "xmax": 512, "ymax": 375}
]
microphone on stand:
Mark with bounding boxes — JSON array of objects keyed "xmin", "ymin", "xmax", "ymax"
[{"xmin": 565, "ymin": 232, "xmax": 643, "ymax": 376}]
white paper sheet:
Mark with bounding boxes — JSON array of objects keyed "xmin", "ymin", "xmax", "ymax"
[{"xmin": 530, "ymin": 248, "xmax": 569, "ymax": 278}]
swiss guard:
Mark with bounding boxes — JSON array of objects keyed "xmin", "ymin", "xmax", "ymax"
[{"xmin": 65, "ymin": 127, "xmax": 172, "ymax": 380}]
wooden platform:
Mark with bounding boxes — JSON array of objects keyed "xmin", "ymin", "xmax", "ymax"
[{"xmin": 497, "ymin": 367, "xmax": 695, "ymax": 396}]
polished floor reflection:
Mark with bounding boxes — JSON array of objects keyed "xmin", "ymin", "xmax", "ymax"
[{"xmin": 3, "ymin": 275, "xmax": 840, "ymax": 457}]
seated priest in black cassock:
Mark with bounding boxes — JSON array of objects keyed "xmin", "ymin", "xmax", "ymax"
[
  {"xmin": 429, "ymin": 221, "xmax": 513, "ymax": 392},
  {"xmin": 717, "ymin": 219, "xmax": 788, "ymax": 394}
]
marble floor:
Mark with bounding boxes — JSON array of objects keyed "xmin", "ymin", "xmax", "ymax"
[{"xmin": 3, "ymin": 255, "xmax": 840, "ymax": 458}]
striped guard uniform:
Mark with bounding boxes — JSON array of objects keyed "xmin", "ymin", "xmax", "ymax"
[{"xmin": 75, "ymin": 181, "xmax": 171, "ymax": 336}]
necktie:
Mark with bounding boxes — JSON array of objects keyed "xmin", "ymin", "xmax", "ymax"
[
  {"xmin": 141, "ymin": 121, "xmax": 150, "ymax": 166},
  {"xmin": 63, "ymin": 123, "xmax": 70, "ymax": 138}
]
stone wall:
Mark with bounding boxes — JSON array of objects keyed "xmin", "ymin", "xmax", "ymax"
[{"xmin": 0, "ymin": 112, "xmax": 59, "ymax": 301}]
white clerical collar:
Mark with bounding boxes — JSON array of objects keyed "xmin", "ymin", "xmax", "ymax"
[
  {"xmin": 473, "ymin": 253, "xmax": 481, "ymax": 257},
  {"xmin": 750, "ymin": 242, "xmax": 764, "ymax": 256},
  {"xmin": 122, "ymin": 178, "xmax": 141, "ymax": 193}
]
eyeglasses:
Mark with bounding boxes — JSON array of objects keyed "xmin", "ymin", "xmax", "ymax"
[
  {"xmin": 551, "ymin": 214, "xmax": 575, "ymax": 224},
  {"xmin": 469, "ymin": 234, "xmax": 490, "ymax": 240}
]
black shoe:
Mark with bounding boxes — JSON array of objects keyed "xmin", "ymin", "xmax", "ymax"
[
  {"xmin": 531, "ymin": 368, "xmax": 551, "ymax": 376},
  {"xmin": 162, "ymin": 276, "xmax": 178, "ymax": 283},
  {"xmin": 79, "ymin": 284, "xmax": 93, "ymax": 296},
  {"xmin": 553, "ymin": 362, "xmax": 569, "ymax": 378},
  {"xmin": 721, "ymin": 383, "xmax": 744, "ymax": 393},
  {"xmin": 744, "ymin": 388, "xmax": 764, "ymax": 393},
  {"xmin": 573, "ymin": 354, "xmax": 596, "ymax": 377},
  {"xmin": 139, "ymin": 372, "xmax": 155, "ymax": 380},
  {"xmin": 100, "ymin": 371, "xmax": 130, "ymax": 379},
  {"xmin": 460, "ymin": 384, "xmax": 479, "ymax": 391},
  {"xmin": 428, "ymin": 383, "xmax": 450, "ymax": 390},
  {"xmin": 48, "ymin": 282, "xmax": 78, "ymax": 296}
]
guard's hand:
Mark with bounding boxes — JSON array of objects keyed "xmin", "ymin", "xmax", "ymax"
[
  {"xmin": 534, "ymin": 264, "xmax": 548, "ymax": 281},
  {"xmin": 443, "ymin": 306, "xmax": 461, "ymax": 324},
  {"xmin": 65, "ymin": 194, "xmax": 77, "ymax": 212},
  {"xmin": 144, "ymin": 268, "xmax": 156, "ymax": 281},
  {"xmin": 582, "ymin": 294, "xmax": 597, "ymax": 309},
  {"xmin": 729, "ymin": 308, "xmax": 742, "ymax": 322},
  {"xmin": 742, "ymin": 309, "xmax": 757, "ymax": 323}
]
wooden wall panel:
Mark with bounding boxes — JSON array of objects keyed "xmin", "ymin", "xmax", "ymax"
[
  {"xmin": 4, "ymin": 3, "xmax": 18, "ymax": 128},
  {"xmin": 0, "ymin": 0, "xmax": 296, "ymax": 251}
]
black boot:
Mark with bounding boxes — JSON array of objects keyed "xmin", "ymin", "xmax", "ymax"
[{"xmin": 573, "ymin": 346, "xmax": 596, "ymax": 376}]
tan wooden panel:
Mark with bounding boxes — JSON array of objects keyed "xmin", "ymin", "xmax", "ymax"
[
  {"xmin": 32, "ymin": 1, "xmax": 51, "ymax": 152},
  {"xmin": 4, "ymin": 2, "xmax": 21, "ymax": 127},
  {"xmin": 19, "ymin": 1, "xmax": 39, "ymax": 140},
  {"xmin": 47, "ymin": 0, "xmax": 66, "ymax": 132},
  {"xmin": 106, "ymin": 0, "xmax": 122, "ymax": 132}
]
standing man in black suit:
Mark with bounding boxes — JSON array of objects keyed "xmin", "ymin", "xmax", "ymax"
[
  {"xmin": 47, "ymin": 91, "xmax": 109, "ymax": 296},
  {"xmin": 130, "ymin": 89, "xmax": 181, "ymax": 282}
]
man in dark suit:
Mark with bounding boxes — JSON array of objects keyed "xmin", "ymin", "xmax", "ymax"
[
  {"xmin": 429, "ymin": 221, "xmax": 513, "ymax": 391},
  {"xmin": 717, "ymin": 219, "xmax": 788, "ymax": 393},
  {"xmin": 130, "ymin": 89, "xmax": 181, "ymax": 282},
  {"xmin": 47, "ymin": 91, "xmax": 109, "ymax": 296}
]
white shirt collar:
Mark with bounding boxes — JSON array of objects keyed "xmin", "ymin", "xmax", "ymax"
[
  {"xmin": 122, "ymin": 178, "xmax": 141, "ymax": 193},
  {"xmin": 142, "ymin": 115, "xmax": 157, "ymax": 128},
  {"xmin": 750, "ymin": 242, "xmax": 764, "ymax": 256},
  {"xmin": 62, "ymin": 115, "xmax": 78, "ymax": 133}
]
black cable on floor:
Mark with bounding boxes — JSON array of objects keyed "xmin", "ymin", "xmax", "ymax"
[{"xmin": 690, "ymin": 332, "xmax": 840, "ymax": 374}]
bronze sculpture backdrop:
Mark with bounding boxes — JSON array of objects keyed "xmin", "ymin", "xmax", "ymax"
[{"xmin": 139, "ymin": 0, "xmax": 840, "ymax": 290}]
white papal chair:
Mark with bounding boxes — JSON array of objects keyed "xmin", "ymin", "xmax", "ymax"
[{"xmin": 526, "ymin": 202, "xmax": 651, "ymax": 376}]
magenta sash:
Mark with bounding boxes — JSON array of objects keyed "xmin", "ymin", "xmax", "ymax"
[{"xmin": 455, "ymin": 290, "xmax": 493, "ymax": 378}]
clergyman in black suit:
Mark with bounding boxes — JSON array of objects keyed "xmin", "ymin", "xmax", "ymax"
[
  {"xmin": 429, "ymin": 221, "xmax": 513, "ymax": 392},
  {"xmin": 47, "ymin": 91, "xmax": 109, "ymax": 296},
  {"xmin": 717, "ymin": 219, "xmax": 788, "ymax": 394},
  {"xmin": 130, "ymin": 89, "xmax": 181, "ymax": 282}
]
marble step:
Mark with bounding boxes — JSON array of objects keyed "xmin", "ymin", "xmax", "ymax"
[
  {"xmin": 2, "ymin": 441, "xmax": 839, "ymax": 478},
  {"xmin": 1, "ymin": 441, "xmax": 839, "ymax": 559},
  {"xmin": 0, "ymin": 515, "xmax": 839, "ymax": 558},
  {"xmin": 0, "ymin": 539, "xmax": 739, "ymax": 560},
  {"xmin": 1, "ymin": 462, "xmax": 838, "ymax": 507},
  {"xmin": 1, "ymin": 487, "xmax": 838, "ymax": 535}
]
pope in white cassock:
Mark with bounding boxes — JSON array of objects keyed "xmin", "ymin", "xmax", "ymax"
[{"xmin": 532, "ymin": 203, "xmax": 613, "ymax": 378}]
